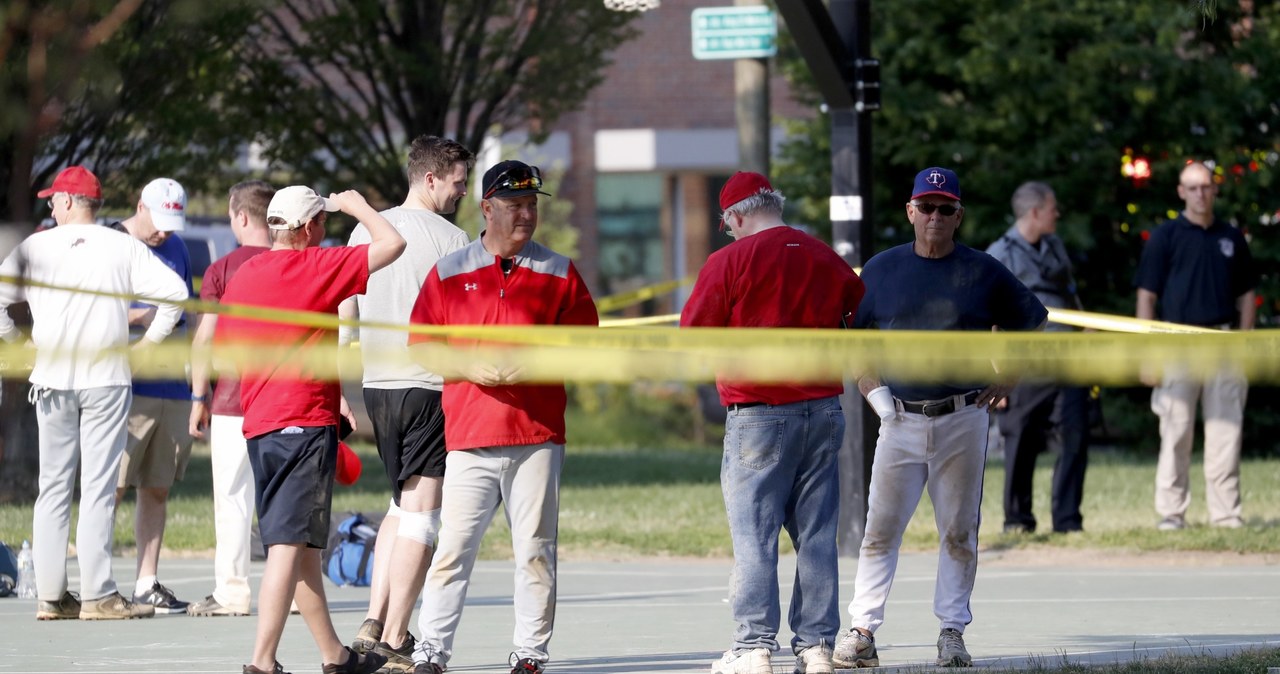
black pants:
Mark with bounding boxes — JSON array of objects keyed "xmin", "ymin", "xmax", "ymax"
[{"xmin": 998, "ymin": 384, "xmax": 1089, "ymax": 532}]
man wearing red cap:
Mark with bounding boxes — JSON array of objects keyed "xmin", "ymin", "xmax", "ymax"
[
  {"xmin": 0, "ymin": 166, "xmax": 188, "ymax": 620},
  {"xmin": 681, "ymin": 172, "xmax": 865, "ymax": 674},
  {"xmin": 833, "ymin": 167, "xmax": 1046, "ymax": 669}
]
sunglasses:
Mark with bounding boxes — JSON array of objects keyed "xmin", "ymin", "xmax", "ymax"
[
  {"xmin": 483, "ymin": 165, "xmax": 543, "ymax": 199},
  {"xmin": 912, "ymin": 202, "xmax": 960, "ymax": 216}
]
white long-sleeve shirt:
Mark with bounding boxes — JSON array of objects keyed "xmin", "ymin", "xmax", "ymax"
[{"xmin": 0, "ymin": 223, "xmax": 188, "ymax": 389}]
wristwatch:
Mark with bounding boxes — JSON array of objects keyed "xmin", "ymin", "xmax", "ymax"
[{"xmin": 191, "ymin": 394, "xmax": 209, "ymax": 403}]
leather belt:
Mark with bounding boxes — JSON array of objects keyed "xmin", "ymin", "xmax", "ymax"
[
  {"xmin": 898, "ymin": 391, "xmax": 981, "ymax": 418},
  {"xmin": 727, "ymin": 402, "xmax": 765, "ymax": 413}
]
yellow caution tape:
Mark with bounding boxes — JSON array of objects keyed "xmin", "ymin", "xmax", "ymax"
[
  {"xmin": 595, "ymin": 277, "xmax": 694, "ymax": 314},
  {"xmin": 0, "ymin": 328, "xmax": 1273, "ymax": 386},
  {"xmin": 0, "ymin": 273, "xmax": 1262, "ymax": 386}
]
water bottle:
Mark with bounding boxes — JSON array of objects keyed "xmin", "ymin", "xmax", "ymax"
[{"xmin": 16, "ymin": 540, "xmax": 35, "ymax": 599}]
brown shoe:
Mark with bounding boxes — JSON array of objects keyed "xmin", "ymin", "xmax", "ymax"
[
  {"xmin": 243, "ymin": 663, "xmax": 290, "ymax": 674},
  {"xmin": 36, "ymin": 591, "xmax": 81, "ymax": 620},
  {"xmin": 79, "ymin": 591, "xmax": 155, "ymax": 620}
]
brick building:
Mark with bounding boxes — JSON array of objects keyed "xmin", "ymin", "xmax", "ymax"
[{"xmin": 504, "ymin": 0, "xmax": 812, "ymax": 312}]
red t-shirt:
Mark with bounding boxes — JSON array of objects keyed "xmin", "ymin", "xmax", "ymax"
[
  {"xmin": 218, "ymin": 245, "xmax": 370, "ymax": 438},
  {"xmin": 200, "ymin": 245, "xmax": 269, "ymax": 417},
  {"xmin": 680, "ymin": 226, "xmax": 865, "ymax": 405}
]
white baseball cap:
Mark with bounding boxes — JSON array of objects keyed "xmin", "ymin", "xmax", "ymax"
[
  {"xmin": 267, "ymin": 185, "xmax": 338, "ymax": 230},
  {"xmin": 140, "ymin": 178, "xmax": 187, "ymax": 232}
]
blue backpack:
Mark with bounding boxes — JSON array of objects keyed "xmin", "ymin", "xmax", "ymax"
[
  {"xmin": 0, "ymin": 541, "xmax": 17, "ymax": 597},
  {"xmin": 323, "ymin": 513, "xmax": 378, "ymax": 587}
]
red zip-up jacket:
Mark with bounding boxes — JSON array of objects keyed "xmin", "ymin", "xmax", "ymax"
[{"xmin": 408, "ymin": 237, "xmax": 598, "ymax": 451}]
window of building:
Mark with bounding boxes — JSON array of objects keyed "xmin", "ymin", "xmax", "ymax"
[{"xmin": 597, "ymin": 173, "xmax": 665, "ymax": 303}]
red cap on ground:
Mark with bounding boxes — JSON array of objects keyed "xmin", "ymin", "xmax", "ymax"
[
  {"xmin": 336, "ymin": 441, "xmax": 362, "ymax": 486},
  {"xmin": 719, "ymin": 171, "xmax": 773, "ymax": 210},
  {"xmin": 37, "ymin": 166, "xmax": 102, "ymax": 199}
]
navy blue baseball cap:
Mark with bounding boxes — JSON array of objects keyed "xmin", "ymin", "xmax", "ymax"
[{"xmin": 911, "ymin": 167, "xmax": 961, "ymax": 201}]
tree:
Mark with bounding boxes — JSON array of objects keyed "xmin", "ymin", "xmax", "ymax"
[
  {"xmin": 773, "ymin": 0, "xmax": 1280, "ymax": 450},
  {"xmin": 0, "ymin": 0, "xmax": 266, "ymax": 223},
  {"xmin": 239, "ymin": 0, "xmax": 640, "ymax": 211},
  {"xmin": 0, "ymin": 0, "xmax": 265, "ymax": 503}
]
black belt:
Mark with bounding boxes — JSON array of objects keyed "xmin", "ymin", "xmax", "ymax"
[
  {"xmin": 727, "ymin": 402, "xmax": 765, "ymax": 413},
  {"xmin": 898, "ymin": 391, "xmax": 981, "ymax": 418}
]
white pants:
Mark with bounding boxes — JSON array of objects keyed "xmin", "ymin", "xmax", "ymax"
[
  {"xmin": 32, "ymin": 386, "xmax": 131, "ymax": 601},
  {"xmin": 848, "ymin": 405, "xmax": 988, "ymax": 634},
  {"xmin": 1152, "ymin": 369, "xmax": 1247, "ymax": 526},
  {"xmin": 210, "ymin": 414, "xmax": 254, "ymax": 612},
  {"xmin": 416, "ymin": 443, "xmax": 564, "ymax": 666}
]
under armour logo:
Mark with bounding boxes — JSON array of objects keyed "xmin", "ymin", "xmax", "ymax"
[
  {"xmin": 70, "ymin": 238, "xmax": 86, "ymax": 248},
  {"xmin": 927, "ymin": 170, "xmax": 946, "ymax": 188},
  {"xmin": 464, "ymin": 283, "xmax": 478, "ymax": 291}
]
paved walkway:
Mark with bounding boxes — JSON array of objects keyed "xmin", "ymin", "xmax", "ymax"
[{"xmin": 1, "ymin": 552, "xmax": 1277, "ymax": 673}]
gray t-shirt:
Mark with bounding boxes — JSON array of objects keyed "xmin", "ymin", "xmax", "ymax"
[{"xmin": 348, "ymin": 207, "xmax": 469, "ymax": 389}]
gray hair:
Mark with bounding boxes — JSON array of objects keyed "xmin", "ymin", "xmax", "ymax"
[
  {"xmin": 1011, "ymin": 181, "xmax": 1054, "ymax": 220},
  {"xmin": 723, "ymin": 190, "xmax": 785, "ymax": 221},
  {"xmin": 69, "ymin": 194, "xmax": 104, "ymax": 213}
]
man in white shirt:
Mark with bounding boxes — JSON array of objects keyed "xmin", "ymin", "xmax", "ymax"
[
  {"xmin": 339, "ymin": 136, "xmax": 473, "ymax": 671},
  {"xmin": 0, "ymin": 166, "xmax": 188, "ymax": 620}
]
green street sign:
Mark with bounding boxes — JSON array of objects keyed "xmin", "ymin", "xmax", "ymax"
[{"xmin": 691, "ymin": 6, "xmax": 778, "ymax": 60}]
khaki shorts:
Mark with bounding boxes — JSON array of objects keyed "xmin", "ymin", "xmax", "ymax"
[{"xmin": 119, "ymin": 395, "xmax": 194, "ymax": 489}]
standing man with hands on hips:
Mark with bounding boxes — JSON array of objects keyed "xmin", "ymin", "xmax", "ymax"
[{"xmin": 834, "ymin": 167, "xmax": 1046, "ymax": 669}]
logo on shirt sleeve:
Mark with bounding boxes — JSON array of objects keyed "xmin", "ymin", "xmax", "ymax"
[{"xmin": 1219, "ymin": 238, "xmax": 1234, "ymax": 258}]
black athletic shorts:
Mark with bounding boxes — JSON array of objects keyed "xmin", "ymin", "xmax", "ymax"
[
  {"xmin": 247, "ymin": 425, "xmax": 337, "ymax": 549},
  {"xmin": 364, "ymin": 387, "xmax": 447, "ymax": 503}
]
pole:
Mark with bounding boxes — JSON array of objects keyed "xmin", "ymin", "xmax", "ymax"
[{"xmin": 735, "ymin": 0, "xmax": 770, "ymax": 175}]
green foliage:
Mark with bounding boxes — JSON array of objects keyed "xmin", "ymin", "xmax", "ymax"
[
  {"xmin": 239, "ymin": 0, "xmax": 640, "ymax": 211},
  {"xmin": 775, "ymin": 0, "xmax": 1280, "ymax": 316},
  {"xmin": 0, "ymin": 0, "xmax": 267, "ymax": 220},
  {"xmin": 774, "ymin": 1, "xmax": 1280, "ymax": 452}
]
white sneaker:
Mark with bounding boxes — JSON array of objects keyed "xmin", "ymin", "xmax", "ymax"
[
  {"xmin": 794, "ymin": 643, "xmax": 834, "ymax": 674},
  {"xmin": 710, "ymin": 648, "xmax": 772, "ymax": 674}
]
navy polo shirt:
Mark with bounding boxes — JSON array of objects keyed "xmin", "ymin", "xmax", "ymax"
[
  {"xmin": 855, "ymin": 243, "xmax": 1047, "ymax": 401},
  {"xmin": 1134, "ymin": 215, "xmax": 1257, "ymax": 327}
]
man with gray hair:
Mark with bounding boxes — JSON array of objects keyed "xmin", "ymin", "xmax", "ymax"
[
  {"xmin": 0, "ymin": 166, "xmax": 187, "ymax": 620},
  {"xmin": 986, "ymin": 182, "xmax": 1090, "ymax": 534},
  {"xmin": 682, "ymin": 171, "xmax": 865, "ymax": 674}
]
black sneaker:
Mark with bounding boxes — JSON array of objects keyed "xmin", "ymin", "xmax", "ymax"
[
  {"xmin": 134, "ymin": 582, "xmax": 189, "ymax": 614},
  {"xmin": 411, "ymin": 664, "xmax": 443, "ymax": 674},
  {"xmin": 372, "ymin": 632, "xmax": 417, "ymax": 673},
  {"xmin": 322, "ymin": 646, "xmax": 387, "ymax": 674},
  {"xmin": 508, "ymin": 653, "xmax": 545, "ymax": 674}
]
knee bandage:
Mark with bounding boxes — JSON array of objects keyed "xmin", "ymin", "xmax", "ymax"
[
  {"xmin": 396, "ymin": 508, "xmax": 441, "ymax": 547},
  {"xmin": 386, "ymin": 499, "xmax": 404, "ymax": 519}
]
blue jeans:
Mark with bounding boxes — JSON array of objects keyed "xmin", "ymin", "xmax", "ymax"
[{"xmin": 722, "ymin": 396, "xmax": 844, "ymax": 655}]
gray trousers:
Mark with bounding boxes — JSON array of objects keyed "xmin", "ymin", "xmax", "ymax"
[{"xmin": 33, "ymin": 385, "xmax": 131, "ymax": 601}]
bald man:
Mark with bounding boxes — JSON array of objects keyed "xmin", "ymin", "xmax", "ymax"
[{"xmin": 1135, "ymin": 161, "xmax": 1257, "ymax": 531}]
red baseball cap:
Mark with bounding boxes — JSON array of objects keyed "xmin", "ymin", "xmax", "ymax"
[
  {"xmin": 37, "ymin": 166, "xmax": 102, "ymax": 199},
  {"xmin": 719, "ymin": 171, "xmax": 773, "ymax": 211},
  {"xmin": 335, "ymin": 441, "xmax": 362, "ymax": 486}
]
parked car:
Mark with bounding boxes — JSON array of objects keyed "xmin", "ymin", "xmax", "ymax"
[{"xmin": 180, "ymin": 224, "xmax": 239, "ymax": 282}]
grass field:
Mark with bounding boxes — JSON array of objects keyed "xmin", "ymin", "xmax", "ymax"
[{"xmin": 2, "ymin": 440, "xmax": 1278, "ymax": 560}]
